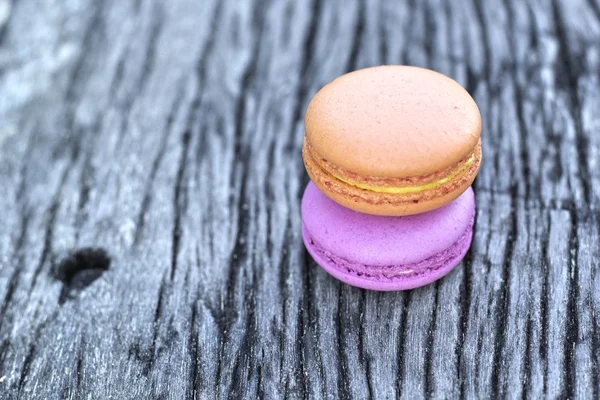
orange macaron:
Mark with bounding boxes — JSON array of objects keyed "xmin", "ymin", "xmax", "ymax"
[{"xmin": 303, "ymin": 65, "xmax": 482, "ymax": 216}]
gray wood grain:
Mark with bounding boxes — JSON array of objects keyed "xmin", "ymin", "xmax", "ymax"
[{"xmin": 0, "ymin": 0, "xmax": 599, "ymax": 398}]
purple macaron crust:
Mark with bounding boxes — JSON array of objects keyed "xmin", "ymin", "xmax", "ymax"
[{"xmin": 301, "ymin": 182, "xmax": 475, "ymax": 291}]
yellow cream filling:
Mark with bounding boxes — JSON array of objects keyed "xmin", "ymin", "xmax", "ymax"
[{"xmin": 333, "ymin": 153, "xmax": 476, "ymax": 194}]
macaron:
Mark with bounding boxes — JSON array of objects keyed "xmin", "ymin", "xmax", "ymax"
[
  {"xmin": 301, "ymin": 182, "xmax": 475, "ymax": 291},
  {"xmin": 303, "ymin": 65, "xmax": 482, "ymax": 216}
]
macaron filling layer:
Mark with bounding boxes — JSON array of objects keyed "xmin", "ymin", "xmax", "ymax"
[
  {"xmin": 333, "ymin": 153, "xmax": 476, "ymax": 194},
  {"xmin": 304, "ymin": 139, "xmax": 481, "ymax": 195},
  {"xmin": 303, "ymin": 215, "xmax": 473, "ymax": 282}
]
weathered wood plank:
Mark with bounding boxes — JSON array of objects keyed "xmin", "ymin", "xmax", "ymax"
[{"xmin": 0, "ymin": 0, "xmax": 599, "ymax": 398}]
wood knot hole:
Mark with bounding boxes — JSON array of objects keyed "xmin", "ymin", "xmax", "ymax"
[{"xmin": 53, "ymin": 247, "xmax": 111, "ymax": 304}]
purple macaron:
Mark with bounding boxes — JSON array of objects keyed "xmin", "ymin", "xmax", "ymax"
[{"xmin": 301, "ymin": 182, "xmax": 475, "ymax": 291}]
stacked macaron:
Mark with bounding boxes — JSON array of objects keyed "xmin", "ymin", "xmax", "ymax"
[{"xmin": 301, "ymin": 66, "xmax": 482, "ymax": 291}]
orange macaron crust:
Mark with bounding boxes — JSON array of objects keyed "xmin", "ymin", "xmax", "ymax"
[{"xmin": 303, "ymin": 65, "xmax": 482, "ymax": 216}]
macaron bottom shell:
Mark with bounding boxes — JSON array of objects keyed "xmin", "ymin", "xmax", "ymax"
[
  {"xmin": 301, "ymin": 181, "xmax": 475, "ymax": 291},
  {"xmin": 302, "ymin": 222, "xmax": 472, "ymax": 291}
]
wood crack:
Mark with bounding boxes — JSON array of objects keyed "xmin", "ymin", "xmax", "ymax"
[
  {"xmin": 290, "ymin": 0, "xmax": 322, "ymax": 127},
  {"xmin": 357, "ymin": 291, "xmax": 373, "ymax": 400},
  {"xmin": 564, "ymin": 209, "xmax": 579, "ymax": 399},
  {"xmin": 133, "ymin": 81, "xmax": 185, "ymax": 246},
  {"xmin": 336, "ymin": 286, "xmax": 350, "ymax": 400},
  {"xmin": 540, "ymin": 212, "xmax": 551, "ymax": 397},
  {"xmin": 491, "ymin": 184, "xmax": 518, "ymax": 397},
  {"xmin": 113, "ymin": 1, "xmax": 165, "ymax": 150},
  {"xmin": 170, "ymin": 129, "xmax": 191, "ymax": 281},
  {"xmin": 424, "ymin": 284, "xmax": 439, "ymax": 397},
  {"xmin": 396, "ymin": 292, "xmax": 410, "ymax": 397},
  {"xmin": 346, "ymin": 0, "xmax": 364, "ymax": 72},
  {"xmin": 458, "ymin": 234, "xmax": 474, "ymax": 398},
  {"xmin": 28, "ymin": 171, "xmax": 67, "ymax": 293},
  {"xmin": 550, "ymin": 0, "xmax": 591, "ymax": 204}
]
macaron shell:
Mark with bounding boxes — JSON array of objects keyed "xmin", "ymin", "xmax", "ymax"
[
  {"xmin": 301, "ymin": 182, "xmax": 475, "ymax": 291},
  {"xmin": 303, "ymin": 138, "xmax": 481, "ymax": 216},
  {"xmin": 302, "ymin": 182, "xmax": 474, "ymax": 265},
  {"xmin": 303, "ymin": 225, "xmax": 472, "ymax": 291},
  {"xmin": 305, "ymin": 65, "xmax": 481, "ymax": 178}
]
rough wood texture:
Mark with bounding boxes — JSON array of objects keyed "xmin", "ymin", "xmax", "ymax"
[{"xmin": 0, "ymin": 0, "xmax": 599, "ymax": 398}]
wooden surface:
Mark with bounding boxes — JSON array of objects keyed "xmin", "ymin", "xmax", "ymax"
[{"xmin": 0, "ymin": 0, "xmax": 599, "ymax": 398}]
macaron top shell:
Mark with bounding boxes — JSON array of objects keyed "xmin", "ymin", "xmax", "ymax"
[{"xmin": 305, "ymin": 65, "xmax": 481, "ymax": 178}]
